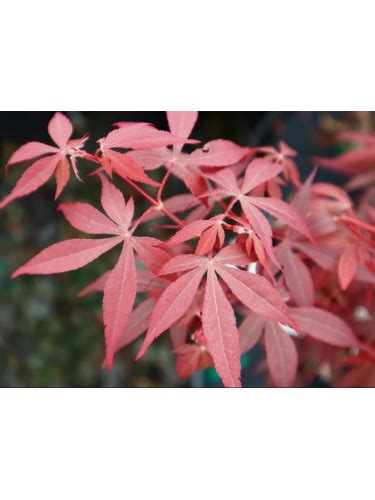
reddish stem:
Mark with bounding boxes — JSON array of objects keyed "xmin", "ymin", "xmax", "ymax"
[
  {"xmin": 130, "ymin": 206, "xmax": 155, "ymax": 234},
  {"xmin": 157, "ymin": 162, "xmax": 174, "ymax": 203},
  {"xmin": 124, "ymin": 178, "xmax": 185, "ymax": 227},
  {"xmin": 84, "ymin": 153, "xmax": 185, "ymax": 227}
]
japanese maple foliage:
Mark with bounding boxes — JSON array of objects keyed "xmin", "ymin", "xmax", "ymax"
[{"xmin": 2, "ymin": 111, "xmax": 375, "ymax": 387}]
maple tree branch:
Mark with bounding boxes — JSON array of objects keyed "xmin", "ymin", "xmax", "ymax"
[
  {"xmin": 124, "ymin": 177, "xmax": 185, "ymax": 227},
  {"xmin": 86, "ymin": 153, "xmax": 186, "ymax": 228},
  {"xmin": 157, "ymin": 162, "xmax": 174, "ymax": 204},
  {"xmin": 217, "ymin": 199, "xmax": 241, "ymax": 224},
  {"xmin": 130, "ymin": 206, "xmax": 155, "ymax": 234},
  {"xmin": 222, "ymin": 197, "xmax": 237, "ymax": 217}
]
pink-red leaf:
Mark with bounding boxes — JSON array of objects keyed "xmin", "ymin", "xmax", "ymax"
[
  {"xmin": 126, "ymin": 148, "xmax": 170, "ymax": 171},
  {"xmin": 103, "ymin": 241, "xmax": 137, "ymax": 369},
  {"xmin": 205, "ymin": 167, "xmax": 240, "ymax": 194},
  {"xmin": 213, "ymin": 243, "xmax": 249, "ymax": 267},
  {"xmin": 116, "ymin": 298, "xmax": 155, "ymax": 351},
  {"xmin": 202, "ymin": 268, "xmax": 241, "ymax": 387},
  {"xmin": 240, "ymin": 198, "xmax": 279, "ymax": 268},
  {"xmin": 248, "ymin": 196, "xmax": 311, "ymax": 239},
  {"xmin": 166, "ymin": 219, "xmax": 216, "ymax": 246},
  {"xmin": 314, "ymin": 148, "xmax": 375, "ymax": 175},
  {"xmin": 132, "ymin": 237, "xmax": 170, "ymax": 275},
  {"xmin": 338, "ymin": 245, "xmax": 358, "ymax": 290},
  {"xmin": 167, "ymin": 111, "xmax": 198, "ymax": 154},
  {"xmin": 159, "ymin": 254, "xmax": 207, "ymax": 275},
  {"xmin": 58, "ymin": 202, "xmax": 121, "ymax": 235},
  {"xmin": 104, "ymin": 149, "xmax": 159, "ymax": 187},
  {"xmin": 278, "ymin": 246, "xmax": 314, "ymax": 306},
  {"xmin": 54, "ymin": 156, "xmax": 70, "ymax": 199},
  {"xmin": 264, "ymin": 322, "xmax": 298, "ymax": 388},
  {"xmin": 6, "ymin": 141, "xmax": 59, "ymax": 167},
  {"xmin": 48, "ymin": 112, "xmax": 73, "ymax": 148},
  {"xmin": 239, "ymin": 313, "xmax": 265, "ymax": 353},
  {"xmin": 195, "ymin": 224, "xmax": 222, "ymax": 256},
  {"xmin": 241, "ymin": 159, "xmax": 283, "ymax": 194},
  {"xmin": 99, "ymin": 174, "xmax": 133, "ymax": 230},
  {"xmin": 137, "ymin": 266, "xmax": 206, "ymax": 359},
  {"xmin": 215, "ymin": 264, "xmax": 298, "ymax": 330},
  {"xmin": 188, "ymin": 139, "xmax": 248, "ymax": 167},
  {"xmin": 103, "ymin": 122, "xmax": 196, "ymax": 150},
  {"xmin": 0, "ymin": 154, "xmax": 60, "ymax": 209},
  {"xmin": 12, "ymin": 236, "xmax": 123, "ymax": 277},
  {"xmin": 290, "ymin": 307, "xmax": 359, "ymax": 347}
]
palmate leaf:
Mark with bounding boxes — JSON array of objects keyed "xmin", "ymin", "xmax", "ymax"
[
  {"xmin": 6, "ymin": 110, "xmax": 373, "ymax": 389},
  {"xmin": 137, "ymin": 241, "xmax": 299, "ymax": 387},
  {"xmin": 2, "ymin": 112, "xmax": 88, "ymax": 207}
]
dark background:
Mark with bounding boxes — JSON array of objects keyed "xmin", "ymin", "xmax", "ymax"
[{"xmin": 0, "ymin": 111, "xmax": 359, "ymax": 387}]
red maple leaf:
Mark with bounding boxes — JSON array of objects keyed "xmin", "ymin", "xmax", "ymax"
[
  {"xmin": 136, "ymin": 245, "xmax": 299, "ymax": 387},
  {"xmin": 1, "ymin": 112, "xmax": 88, "ymax": 207},
  {"xmin": 11, "ymin": 173, "xmax": 169, "ymax": 369},
  {"xmin": 239, "ymin": 305, "xmax": 360, "ymax": 387},
  {"xmin": 126, "ymin": 111, "xmax": 251, "ymax": 197},
  {"xmin": 204, "ymin": 160, "xmax": 312, "ymax": 266}
]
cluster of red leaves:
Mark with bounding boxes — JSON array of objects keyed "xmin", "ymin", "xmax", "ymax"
[{"xmin": 2, "ymin": 112, "xmax": 375, "ymax": 387}]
